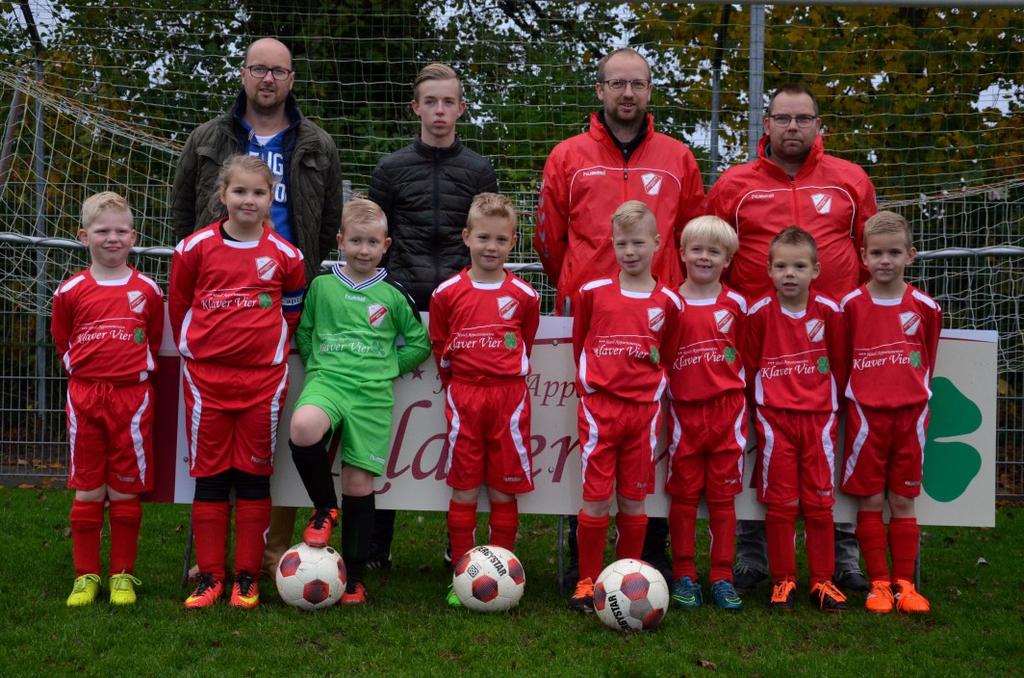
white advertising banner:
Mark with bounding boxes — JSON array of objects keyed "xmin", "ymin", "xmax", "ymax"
[{"xmin": 169, "ymin": 318, "xmax": 996, "ymax": 527}]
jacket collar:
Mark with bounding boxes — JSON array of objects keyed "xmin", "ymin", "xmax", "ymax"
[
  {"xmin": 230, "ymin": 90, "xmax": 303, "ymax": 133},
  {"xmin": 588, "ymin": 111, "xmax": 656, "ymax": 147},
  {"xmin": 756, "ymin": 133, "xmax": 825, "ymax": 180},
  {"xmin": 413, "ymin": 134, "xmax": 464, "ymax": 159}
]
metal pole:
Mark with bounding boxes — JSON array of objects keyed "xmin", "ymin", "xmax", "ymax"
[
  {"xmin": 748, "ymin": 4, "xmax": 765, "ymax": 161},
  {"xmin": 0, "ymin": 74, "xmax": 27, "ymax": 195},
  {"xmin": 708, "ymin": 6, "xmax": 732, "ymax": 184}
]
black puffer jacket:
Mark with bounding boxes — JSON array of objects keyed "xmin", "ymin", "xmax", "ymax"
[{"xmin": 368, "ymin": 136, "xmax": 497, "ymax": 309}]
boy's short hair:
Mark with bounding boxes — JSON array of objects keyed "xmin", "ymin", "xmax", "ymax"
[
  {"xmin": 864, "ymin": 210, "xmax": 914, "ymax": 249},
  {"xmin": 680, "ymin": 215, "xmax": 738, "ymax": 256},
  {"xmin": 413, "ymin": 63, "xmax": 462, "ymax": 101},
  {"xmin": 466, "ymin": 192, "xmax": 516, "ymax": 232},
  {"xmin": 81, "ymin": 191, "xmax": 132, "ymax": 230},
  {"xmin": 341, "ymin": 197, "xmax": 387, "ymax": 236},
  {"xmin": 611, "ymin": 200, "xmax": 656, "ymax": 237},
  {"xmin": 769, "ymin": 226, "xmax": 818, "ymax": 263}
]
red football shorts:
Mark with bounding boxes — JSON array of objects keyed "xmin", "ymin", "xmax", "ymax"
[
  {"xmin": 754, "ymin": 406, "xmax": 837, "ymax": 508},
  {"xmin": 665, "ymin": 390, "xmax": 747, "ymax": 501},
  {"xmin": 444, "ymin": 379, "xmax": 534, "ymax": 494},
  {"xmin": 578, "ymin": 392, "xmax": 661, "ymax": 503},
  {"xmin": 66, "ymin": 379, "xmax": 154, "ymax": 494},
  {"xmin": 842, "ymin": 401, "xmax": 929, "ymax": 498},
  {"xmin": 181, "ymin": 360, "xmax": 289, "ymax": 478}
]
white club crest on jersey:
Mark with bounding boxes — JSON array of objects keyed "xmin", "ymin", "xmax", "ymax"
[
  {"xmin": 127, "ymin": 290, "xmax": 146, "ymax": 314},
  {"xmin": 900, "ymin": 311, "xmax": 921, "ymax": 336},
  {"xmin": 255, "ymin": 256, "xmax": 278, "ymax": 281},
  {"xmin": 641, "ymin": 173, "xmax": 662, "ymax": 196},
  {"xmin": 714, "ymin": 309, "xmax": 734, "ymax": 334},
  {"xmin": 811, "ymin": 193, "xmax": 832, "ymax": 215},
  {"xmin": 497, "ymin": 295, "xmax": 519, "ymax": 320},
  {"xmin": 368, "ymin": 303, "xmax": 388, "ymax": 328},
  {"xmin": 648, "ymin": 307, "xmax": 665, "ymax": 332},
  {"xmin": 805, "ymin": 318, "xmax": 825, "ymax": 342}
]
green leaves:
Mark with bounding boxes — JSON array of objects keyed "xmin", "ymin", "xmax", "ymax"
[{"xmin": 923, "ymin": 376, "xmax": 983, "ymax": 502}]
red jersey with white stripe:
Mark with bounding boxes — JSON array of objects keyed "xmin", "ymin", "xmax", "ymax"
[
  {"xmin": 429, "ymin": 269, "xmax": 540, "ymax": 384},
  {"xmin": 841, "ymin": 284, "xmax": 942, "ymax": 408},
  {"xmin": 51, "ymin": 267, "xmax": 163, "ymax": 384},
  {"xmin": 744, "ymin": 292, "xmax": 848, "ymax": 413},
  {"xmin": 572, "ymin": 277, "xmax": 683, "ymax": 402},
  {"xmin": 668, "ymin": 285, "xmax": 747, "ymax": 402},
  {"xmin": 169, "ymin": 221, "xmax": 305, "ymax": 367}
]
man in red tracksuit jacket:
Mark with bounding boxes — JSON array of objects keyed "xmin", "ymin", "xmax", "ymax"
[
  {"xmin": 533, "ymin": 47, "xmax": 705, "ymax": 585},
  {"xmin": 705, "ymin": 83, "xmax": 878, "ymax": 595},
  {"xmin": 534, "ymin": 47, "xmax": 705, "ymax": 317}
]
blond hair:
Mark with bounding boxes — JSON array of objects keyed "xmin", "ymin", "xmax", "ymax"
[
  {"xmin": 680, "ymin": 215, "xmax": 738, "ymax": 256},
  {"xmin": 413, "ymin": 63, "xmax": 462, "ymax": 101},
  {"xmin": 611, "ymin": 200, "xmax": 656, "ymax": 237},
  {"xmin": 341, "ymin": 197, "xmax": 387, "ymax": 235},
  {"xmin": 81, "ymin": 191, "xmax": 132, "ymax": 230},
  {"xmin": 864, "ymin": 210, "xmax": 914, "ymax": 249},
  {"xmin": 466, "ymin": 192, "xmax": 516, "ymax": 232},
  {"xmin": 769, "ymin": 226, "xmax": 818, "ymax": 264}
]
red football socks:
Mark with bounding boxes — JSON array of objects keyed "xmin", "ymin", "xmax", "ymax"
[
  {"xmin": 108, "ymin": 496, "xmax": 142, "ymax": 575},
  {"xmin": 707, "ymin": 497, "xmax": 737, "ymax": 583},
  {"xmin": 488, "ymin": 499, "xmax": 519, "ymax": 553},
  {"xmin": 191, "ymin": 500, "xmax": 229, "ymax": 581},
  {"xmin": 615, "ymin": 511, "xmax": 647, "ymax": 561},
  {"xmin": 889, "ymin": 517, "xmax": 921, "ymax": 582},
  {"xmin": 447, "ymin": 499, "xmax": 477, "ymax": 565},
  {"xmin": 803, "ymin": 505, "xmax": 836, "ymax": 584},
  {"xmin": 765, "ymin": 503, "xmax": 798, "ymax": 581},
  {"xmin": 577, "ymin": 510, "xmax": 610, "ymax": 583},
  {"xmin": 70, "ymin": 499, "xmax": 104, "ymax": 576},
  {"xmin": 669, "ymin": 498, "xmax": 698, "ymax": 580},
  {"xmin": 234, "ymin": 498, "xmax": 271, "ymax": 576},
  {"xmin": 856, "ymin": 510, "xmax": 890, "ymax": 581}
]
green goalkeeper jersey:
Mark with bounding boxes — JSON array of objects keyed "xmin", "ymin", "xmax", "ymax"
[{"xmin": 296, "ymin": 266, "xmax": 430, "ymax": 386}]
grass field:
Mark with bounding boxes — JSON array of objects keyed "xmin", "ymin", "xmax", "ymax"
[{"xmin": 0, "ymin": 486, "xmax": 1021, "ymax": 677}]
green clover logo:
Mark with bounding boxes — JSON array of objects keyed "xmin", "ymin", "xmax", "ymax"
[
  {"xmin": 504, "ymin": 332, "xmax": 518, "ymax": 350},
  {"xmin": 909, "ymin": 351, "xmax": 922, "ymax": 368},
  {"xmin": 816, "ymin": 356, "xmax": 830, "ymax": 374},
  {"xmin": 923, "ymin": 376, "xmax": 982, "ymax": 502},
  {"xmin": 649, "ymin": 346, "xmax": 660, "ymax": 364},
  {"xmin": 723, "ymin": 347, "xmax": 737, "ymax": 364},
  {"xmin": 257, "ymin": 293, "xmax": 272, "ymax": 309},
  {"xmin": 133, "ymin": 328, "xmax": 145, "ymax": 344}
]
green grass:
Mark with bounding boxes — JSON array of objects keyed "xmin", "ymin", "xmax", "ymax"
[{"xmin": 0, "ymin": 486, "xmax": 1021, "ymax": 677}]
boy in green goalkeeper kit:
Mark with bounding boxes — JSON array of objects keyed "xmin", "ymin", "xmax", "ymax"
[{"xmin": 288, "ymin": 198, "xmax": 430, "ymax": 603}]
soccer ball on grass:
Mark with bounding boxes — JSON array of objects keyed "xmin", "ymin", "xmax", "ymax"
[
  {"xmin": 276, "ymin": 542, "xmax": 346, "ymax": 610},
  {"xmin": 594, "ymin": 558, "xmax": 669, "ymax": 631},
  {"xmin": 451, "ymin": 544, "xmax": 525, "ymax": 611}
]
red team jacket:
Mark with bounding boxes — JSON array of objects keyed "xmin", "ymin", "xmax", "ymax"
[
  {"xmin": 668, "ymin": 285, "xmax": 748, "ymax": 403},
  {"xmin": 534, "ymin": 113, "xmax": 705, "ymax": 313},
  {"xmin": 169, "ymin": 221, "xmax": 305, "ymax": 367},
  {"xmin": 841, "ymin": 284, "xmax": 942, "ymax": 409},
  {"xmin": 744, "ymin": 292, "xmax": 848, "ymax": 413},
  {"xmin": 51, "ymin": 267, "xmax": 164, "ymax": 383},
  {"xmin": 705, "ymin": 135, "xmax": 877, "ymax": 301},
  {"xmin": 429, "ymin": 270, "xmax": 541, "ymax": 385},
  {"xmin": 572, "ymin": 278, "xmax": 683, "ymax": 403}
]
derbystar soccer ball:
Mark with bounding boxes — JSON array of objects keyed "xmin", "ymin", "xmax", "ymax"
[
  {"xmin": 452, "ymin": 544, "xmax": 526, "ymax": 612},
  {"xmin": 594, "ymin": 558, "xmax": 669, "ymax": 631},
  {"xmin": 276, "ymin": 543, "xmax": 346, "ymax": 610}
]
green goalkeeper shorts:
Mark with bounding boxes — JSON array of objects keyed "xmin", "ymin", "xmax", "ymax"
[{"xmin": 294, "ymin": 375, "xmax": 394, "ymax": 476}]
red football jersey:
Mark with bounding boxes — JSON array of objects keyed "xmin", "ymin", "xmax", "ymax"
[
  {"xmin": 744, "ymin": 292, "xmax": 848, "ymax": 413},
  {"xmin": 668, "ymin": 285, "xmax": 747, "ymax": 402},
  {"xmin": 169, "ymin": 221, "xmax": 305, "ymax": 367},
  {"xmin": 572, "ymin": 277, "xmax": 683, "ymax": 402},
  {"xmin": 429, "ymin": 270, "xmax": 540, "ymax": 384},
  {"xmin": 841, "ymin": 284, "xmax": 942, "ymax": 408},
  {"xmin": 51, "ymin": 267, "xmax": 163, "ymax": 384}
]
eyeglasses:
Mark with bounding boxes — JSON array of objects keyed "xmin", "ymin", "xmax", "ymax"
[
  {"xmin": 768, "ymin": 114, "xmax": 818, "ymax": 128},
  {"xmin": 244, "ymin": 64, "xmax": 293, "ymax": 81},
  {"xmin": 601, "ymin": 79, "xmax": 651, "ymax": 92}
]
